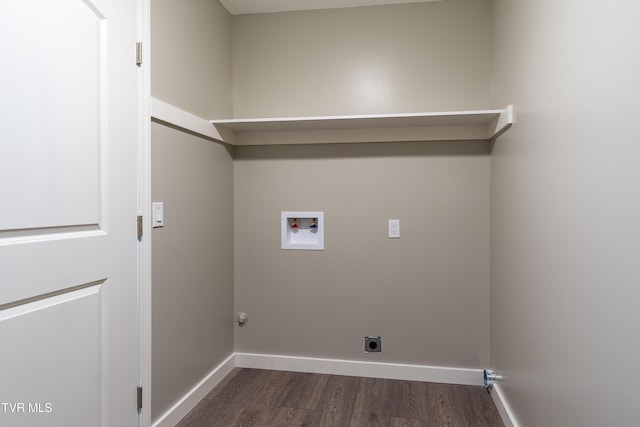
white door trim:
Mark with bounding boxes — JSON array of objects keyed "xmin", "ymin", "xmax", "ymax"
[{"xmin": 137, "ymin": 0, "xmax": 152, "ymax": 425}]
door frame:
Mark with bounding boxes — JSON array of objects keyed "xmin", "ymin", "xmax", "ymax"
[{"xmin": 137, "ymin": 0, "xmax": 152, "ymax": 425}]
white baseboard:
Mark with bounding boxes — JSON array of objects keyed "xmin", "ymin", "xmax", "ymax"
[
  {"xmin": 151, "ymin": 353, "xmax": 235, "ymax": 427},
  {"xmin": 490, "ymin": 383, "xmax": 520, "ymax": 427},
  {"xmin": 235, "ymin": 352, "xmax": 484, "ymax": 386}
]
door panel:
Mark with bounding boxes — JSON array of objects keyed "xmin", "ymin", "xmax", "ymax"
[
  {"xmin": 0, "ymin": 286, "xmax": 102, "ymax": 425},
  {"xmin": 0, "ymin": 0, "xmax": 139, "ymax": 426},
  {"xmin": 0, "ymin": 0, "xmax": 104, "ymax": 230}
]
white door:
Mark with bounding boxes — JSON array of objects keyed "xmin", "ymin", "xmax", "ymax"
[{"xmin": 0, "ymin": 1, "xmax": 139, "ymax": 426}]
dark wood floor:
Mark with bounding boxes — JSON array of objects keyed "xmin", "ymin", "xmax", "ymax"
[{"xmin": 177, "ymin": 368, "xmax": 504, "ymax": 427}]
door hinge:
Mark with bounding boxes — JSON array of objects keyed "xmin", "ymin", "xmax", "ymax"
[
  {"xmin": 136, "ymin": 42, "xmax": 142, "ymax": 67},
  {"xmin": 137, "ymin": 215, "xmax": 143, "ymax": 240},
  {"xmin": 137, "ymin": 386, "xmax": 143, "ymax": 411}
]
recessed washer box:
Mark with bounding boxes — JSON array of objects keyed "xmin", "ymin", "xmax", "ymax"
[{"xmin": 281, "ymin": 211, "xmax": 324, "ymax": 250}]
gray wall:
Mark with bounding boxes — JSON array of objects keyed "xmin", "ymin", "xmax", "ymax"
[
  {"xmin": 234, "ymin": 142, "xmax": 491, "ymax": 367},
  {"xmin": 490, "ymin": 1, "xmax": 640, "ymax": 426},
  {"xmin": 150, "ymin": 0, "xmax": 234, "ymax": 421},
  {"xmin": 151, "ymin": 123, "xmax": 234, "ymax": 421},
  {"xmin": 232, "ymin": 0, "xmax": 492, "ymax": 370},
  {"xmin": 151, "ymin": 0, "xmax": 232, "ymax": 119},
  {"xmin": 232, "ymin": 0, "xmax": 491, "ymax": 118},
  {"xmin": 148, "ymin": 1, "xmax": 640, "ymax": 423}
]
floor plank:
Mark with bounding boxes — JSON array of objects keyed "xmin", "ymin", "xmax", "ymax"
[
  {"xmin": 279, "ymin": 372, "xmax": 330, "ymax": 411},
  {"xmin": 350, "ymin": 377, "xmax": 393, "ymax": 426},
  {"xmin": 307, "ymin": 374, "xmax": 360, "ymax": 427},
  {"xmin": 176, "ymin": 368, "xmax": 504, "ymax": 427},
  {"xmin": 269, "ymin": 407, "xmax": 313, "ymax": 427}
]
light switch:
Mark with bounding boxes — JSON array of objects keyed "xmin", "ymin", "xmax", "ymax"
[
  {"xmin": 388, "ymin": 219, "xmax": 400, "ymax": 238},
  {"xmin": 152, "ymin": 202, "xmax": 164, "ymax": 228}
]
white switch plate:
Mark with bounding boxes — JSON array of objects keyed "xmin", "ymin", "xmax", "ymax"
[
  {"xmin": 152, "ymin": 202, "xmax": 164, "ymax": 228},
  {"xmin": 388, "ymin": 219, "xmax": 400, "ymax": 238}
]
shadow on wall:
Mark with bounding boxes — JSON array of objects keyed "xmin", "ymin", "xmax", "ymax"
[{"xmin": 234, "ymin": 140, "xmax": 492, "ymax": 160}]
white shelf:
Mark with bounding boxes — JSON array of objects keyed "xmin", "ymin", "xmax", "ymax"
[{"xmin": 210, "ymin": 106, "xmax": 513, "ymax": 146}]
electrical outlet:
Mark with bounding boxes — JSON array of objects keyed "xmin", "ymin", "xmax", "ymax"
[{"xmin": 365, "ymin": 336, "xmax": 382, "ymax": 353}]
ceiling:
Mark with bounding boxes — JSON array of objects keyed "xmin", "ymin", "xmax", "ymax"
[{"xmin": 218, "ymin": 0, "xmax": 445, "ymax": 15}]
